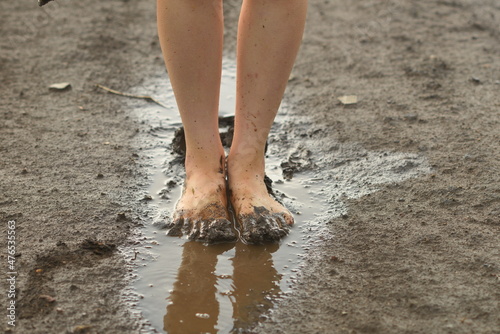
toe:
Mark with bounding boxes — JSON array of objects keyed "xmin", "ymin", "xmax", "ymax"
[
  {"xmin": 166, "ymin": 217, "xmax": 184, "ymax": 237},
  {"xmin": 239, "ymin": 215, "xmax": 275, "ymax": 244},
  {"xmin": 263, "ymin": 216, "xmax": 283, "ymax": 242},
  {"xmin": 186, "ymin": 219, "xmax": 201, "ymax": 240},
  {"xmin": 239, "ymin": 216, "xmax": 260, "ymax": 244},
  {"xmin": 282, "ymin": 211, "xmax": 294, "ymax": 226},
  {"xmin": 239, "ymin": 213, "xmax": 291, "ymax": 244},
  {"xmin": 272, "ymin": 214, "xmax": 290, "ymax": 236},
  {"xmin": 273, "ymin": 213, "xmax": 286, "ymax": 229},
  {"xmin": 209, "ymin": 219, "xmax": 237, "ymax": 243},
  {"xmin": 193, "ymin": 219, "xmax": 237, "ymax": 244}
]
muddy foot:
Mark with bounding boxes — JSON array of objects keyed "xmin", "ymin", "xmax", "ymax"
[
  {"xmin": 166, "ymin": 178, "xmax": 237, "ymax": 244},
  {"xmin": 166, "ymin": 204, "xmax": 236, "ymax": 243},
  {"xmin": 237, "ymin": 206, "xmax": 291, "ymax": 244},
  {"xmin": 228, "ymin": 156, "xmax": 294, "ymax": 244}
]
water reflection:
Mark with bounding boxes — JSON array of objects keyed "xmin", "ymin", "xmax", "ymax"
[{"xmin": 164, "ymin": 241, "xmax": 281, "ymax": 333}]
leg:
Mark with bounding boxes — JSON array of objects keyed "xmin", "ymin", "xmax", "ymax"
[
  {"xmin": 165, "ymin": 242, "xmax": 233, "ymax": 333},
  {"xmin": 231, "ymin": 243, "xmax": 280, "ymax": 329},
  {"xmin": 157, "ymin": 0, "xmax": 236, "ymax": 243},
  {"xmin": 228, "ymin": 0, "xmax": 307, "ymax": 243}
]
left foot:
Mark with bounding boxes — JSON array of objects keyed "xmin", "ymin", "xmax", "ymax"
[{"xmin": 227, "ymin": 153, "xmax": 293, "ymax": 244}]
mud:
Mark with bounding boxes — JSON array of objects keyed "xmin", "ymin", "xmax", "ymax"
[
  {"xmin": 166, "ymin": 203, "xmax": 237, "ymax": 243},
  {"xmin": 169, "ymin": 115, "xmax": 290, "ymax": 245},
  {"xmin": 127, "ymin": 59, "xmax": 432, "ymax": 333},
  {"xmin": 236, "ymin": 206, "xmax": 290, "ymax": 244},
  {"xmin": 162, "ymin": 242, "xmax": 282, "ymax": 334},
  {"xmin": 1, "ymin": 0, "xmax": 499, "ymax": 333},
  {"xmin": 126, "ymin": 61, "xmax": 331, "ymax": 332},
  {"xmin": 171, "ymin": 116, "xmax": 237, "ymax": 158}
]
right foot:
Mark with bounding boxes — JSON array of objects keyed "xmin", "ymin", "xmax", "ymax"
[{"xmin": 166, "ymin": 171, "xmax": 237, "ymax": 244}]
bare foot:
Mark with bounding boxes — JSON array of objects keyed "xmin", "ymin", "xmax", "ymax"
[
  {"xmin": 227, "ymin": 154, "xmax": 294, "ymax": 244},
  {"xmin": 166, "ymin": 172, "xmax": 237, "ymax": 244}
]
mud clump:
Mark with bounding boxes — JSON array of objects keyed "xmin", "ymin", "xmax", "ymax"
[
  {"xmin": 281, "ymin": 147, "xmax": 315, "ymax": 180},
  {"xmin": 166, "ymin": 203, "xmax": 238, "ymax": 244},
  {"xmin": 166, "ymin": 217, "xmax": 237, "ymax": 244},
  {"xmin": 264, "ymin": 175, "xmax": 274, "ymax": 195},
  {"xmin": 237, "ymin": 206, "xmax": 290, "ymax": 244},
  {"xmin": 172, "ymin": 127, "xmax": 187, "ymax": 156},
  {"xmin": 80, "ymin": 239, "xmax": 116, "ymax": 256},
  {"xmin": 169, "ymin": 115, "xmax": 285, "ymax": 244}
]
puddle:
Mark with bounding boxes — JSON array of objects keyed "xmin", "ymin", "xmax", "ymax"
[{"xmin": 123, "ymin": 59, "xmax": 431, "ymax": 333}]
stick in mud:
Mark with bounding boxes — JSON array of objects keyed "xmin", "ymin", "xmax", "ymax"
[{"xmin": 95, "ymin": 84, "xmax": 169, "ymax": 109}]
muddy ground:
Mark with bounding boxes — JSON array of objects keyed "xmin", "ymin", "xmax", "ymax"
[{"xmin": 1, "ymin": 0, "xmax": 499, "ymax": 333}]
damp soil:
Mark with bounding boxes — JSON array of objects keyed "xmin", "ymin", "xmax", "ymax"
[
  {"xmin": 1, "ymin": 0, "xmax": 499, "ymax": 333},
  {"xmin": 125, "ymin": 62, "xmax": 432, "ymax": 332},
  {"xmin": 126, "ymin": 64, "xmax": 335, "ymax": 333}
]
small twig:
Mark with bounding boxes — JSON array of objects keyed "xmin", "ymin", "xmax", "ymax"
[{"xmin": 95, "ymin": 84, "xmax": 168, "ymax": 109}]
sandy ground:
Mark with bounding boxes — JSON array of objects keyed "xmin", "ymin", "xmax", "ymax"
[{"xmin": 1, "ymin": 0, "xmax": 499, "ymax": 333}]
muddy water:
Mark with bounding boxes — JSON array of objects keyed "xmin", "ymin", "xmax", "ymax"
[{"xmin": 125, "ymin": 59, "xmax": 431, "ymax": 333}]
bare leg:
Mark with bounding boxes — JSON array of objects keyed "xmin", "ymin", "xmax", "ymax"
[
  {"xmin": 228, "ymin": 0, "xmax": 307, "ymax": 243},
  {"xmin": 157, "ymin": 0, "xmax": 236, "ymax": 243}
]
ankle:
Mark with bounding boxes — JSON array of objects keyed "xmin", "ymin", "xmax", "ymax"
[
  {"xmin": 184, "ymin": 150, "xmax": 226, "ymax": 178},
  {"xmin": 228, "ymin": 152, "xmax": 265, "ymax": 176},
  {"xmin": 227, "ymin": 156, "xmax": 269, "ymax": 193}
]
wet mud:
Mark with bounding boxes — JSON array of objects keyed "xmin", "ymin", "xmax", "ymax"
[
  {"xmin": 3, "ymin": 0, "xmax": 499, "ymax": 333},
  {"xmin": 236, "ymin": 206, "xmax": 290, "ymax": 244},
  {"xmin": 162, "ymin": 242, "xmax": 281, "ymax": 334},
  {"xmin": 169, "ymin": 115, "xmax": 290, "ymax": 245},
  {"xmin": 126, "ymin": 61, "xmax": 322, "ymax": 332},
  {"xmin": 165, "ymin": 202, "xmax": 237, "ymax": 243},
  {"xmin": 126, "ymin": 59, "xmax": 431, "ymax": 333}
]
